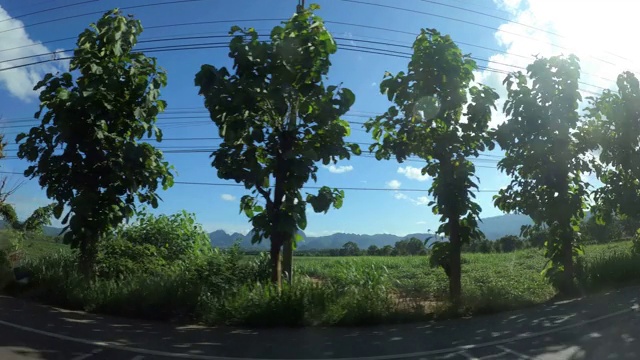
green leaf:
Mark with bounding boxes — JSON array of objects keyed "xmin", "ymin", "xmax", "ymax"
[{"xmin": 348, "ymin": 143, "xmax": 361, "ymax": 155}]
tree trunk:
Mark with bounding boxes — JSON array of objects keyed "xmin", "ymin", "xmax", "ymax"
[
  {"xmin": 270, "ymin": 236, "xmax": 283, "ymax": 288},
  {"xmin": 557, "ymin": 162, "xmax": 577, "ymax": 296},
  {"xmin": 282, "ymin": 236, "xmax": 293, "ymax": 284},
  {"xmin": 560, "ymin": 229, "xmax": 576, "ymax": 296},
  {"xmin": 448, "ymin": 217, "xmax": 462, "ymax": 308},
  {"xmin": 78, "ymin": 238, "xmax": 97, "ymax": 279}
]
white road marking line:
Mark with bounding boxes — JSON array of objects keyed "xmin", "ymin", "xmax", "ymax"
[
  {"xmin": 478, "ymin": 351, "xmax": 508, "ymax": 360},
  {"xmin": 71, "ymin": 348, "xmax": 103, "ymax": 360},
  {"xmin": 0, "ymin": 304, "xmax": 633, "ymax": 360},
  {"xmin": 457, "ymin": 350, "xmax": 479, "ymax": 359},
  {"xmin": 496, "ymin": 345, "xmax": 532, "ymax": 359}
]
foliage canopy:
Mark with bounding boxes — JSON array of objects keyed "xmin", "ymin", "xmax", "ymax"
[
  {"xmin": 365, "ymin": 28, "xmax": 499, "ymax": 303},
  {"xmin": 195, "ymin": 4, "xmax": 358, "ymax": 285},
  {"xmin": 494, "ymin": 55, "xmax": 591, "ymax": 293},
  {"xmin": 16, "ymin": 9, "xmax": 174, "ymax": 273}
]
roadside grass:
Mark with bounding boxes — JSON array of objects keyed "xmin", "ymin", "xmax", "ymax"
[
  {"xmin": 9, "ymin": 239, "xmax": 640, "ymax": 327},
  {"xmin": 294, "ymin": 249, "xmax": 555, "ymax": 317}
]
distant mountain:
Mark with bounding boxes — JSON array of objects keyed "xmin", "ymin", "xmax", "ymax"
[
  {"xmin": 478, "ymin": 214, "xmax": 534, "ymax": 240},
  {"xmin": 208, "ymin": 230, "xmax": 436, "ymax": 250},
  {"xmin": 0, "ymin": 220, "xmax": 64, "ymax": 238},
  {"xmin": 209, "ymin": 213, "xmax": 538, "ymax": 250},
  {"xmin": 14, "ymin": 212, "xmax": 537, "ymax": 249}
]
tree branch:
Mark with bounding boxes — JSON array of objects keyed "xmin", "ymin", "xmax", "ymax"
[
  {"xmin": 255, "ymin": 184, "xmax": 273, "ymax": 209},
  {"xmin": 0, "ymin": 176, "xmax": 26, "ymax": 204}
]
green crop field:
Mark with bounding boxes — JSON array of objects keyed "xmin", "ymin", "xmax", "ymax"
[
  {"xmin": 292, "ymin": 241, "xmax": 634, "ymax": 315},
  {"xmin": 8, "ymin": 233, "xmax": 639, "ymax": 326}
]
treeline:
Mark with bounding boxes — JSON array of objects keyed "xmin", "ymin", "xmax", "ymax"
[
  {"xmin": 286, "ymin": 215, "xmax": 636, "ymax": 257},
  {"xmin": 294, "ymin": 237, "xmax": 428, "ymax": 257},
  {"xmin": 247, "ymin": 214, "xmax": 635, "ymax": 257}
]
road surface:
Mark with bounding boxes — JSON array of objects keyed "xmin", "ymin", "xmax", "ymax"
[{"xmin": 1, "ymin": 286, "xmax": 640, "ymax": 359}]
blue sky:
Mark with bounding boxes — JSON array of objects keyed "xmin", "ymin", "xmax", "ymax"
[{"xmin": 0, "ymin": 0, "xmax": 629, "ymax": 236}]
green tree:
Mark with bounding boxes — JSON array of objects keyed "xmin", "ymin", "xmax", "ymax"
[
  {"xmin": 406, "ymin": 237, "xmax": 426, "ymax": 255},
  {"xmin": 340, "ymin": 241, "xmax": 360, "ymax": 256},
  {"xmin": 393, "ymin": 239, "xmax": 409, "ymax": 255},
  {"xmin": 580, "ymin": 215, "xmax": 622, "ymax": 244},
  {"xmin": 0, "ymin": 203, "xmax": 55, "ymax": 233},
  {"xmin": 585, "ymin": 72, "xmax": 640, "ymax": 239},
  {"xmin": 16, "ymin": 9, "xmax": 174, "ymax": 276},
  {"xmin": 496, "ymin": 235, "xmax": 523, "ymax": 253},
  {"xmin": 462, "ymin": 234, "xmax": 493, "ymax": 253},
  {"xmin": 194, "ymin": 4, "xmax": 358, "ymax": 287},
  {"xmin": 494, "ymin": 55, "xmax": 591, "ymax": 295},
  {"xmin": 525, "ymin": 226, "xmax": 549, "ymax": 249},
  {"xmin": 365, "ymin": 29, "xmax": 498, "ymax": 304},
  {"xmin": 367, "ymin": 245, "xmax": 379, "ymax": 256},
  {"xmin": 380, "ymin": 245, "xmax": 394, "ymax": 256},
  {"xmin": 394, "ymin": 237, "xmax": 426, "ymax": 255}
]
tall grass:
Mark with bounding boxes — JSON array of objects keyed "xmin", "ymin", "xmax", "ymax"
[
  {"xmin": 12, "ymin": 239, "xmax": 640, "ymax": 327},
  {"xmin": 577, "ymin": 250, "xmax": 640, "ymax": 292}
]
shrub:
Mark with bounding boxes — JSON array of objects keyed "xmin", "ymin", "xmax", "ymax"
[
  {"xmin": 95, "ymin": 240, "xmax": 168, "ymax": 280},
  {"xmin": 0, "ymin": 229, "xmax": 25, "ymax": 264},
  {"xmin": 94, "ymin": 211, "xmax": 214, "ymax": 279},
  {"xmin": 116, "ymin": 210, "xmax": 212, "ymax": 263}
]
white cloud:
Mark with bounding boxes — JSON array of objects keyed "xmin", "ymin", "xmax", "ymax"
[
  {"xmin": 324, "ymin": 164, "xmax": 353, "ymax": 174},
  {"xmin": 371, "ymin": 82, "xmax": 377, "ymax": 87},
  {"xmin": 386, "ymin": 179, "xmax": 401, "ymax": 189},
  {"xmin": 494, "ymin": 0, "xmax": 522, "ymax": 12},
  {"xmin": 202, "ymin": 222, "xmax": 250, "ymax": 235},
  {"xmin": 397, "ymin": 166, "xmax": 431, "ymax": 182},
  {"xmin": 392, "ymin": 192, "xmax": 430, "ymax": 206},
  {"xmin": 394, "ymin": 192, "xmax": 408, "ymax": 200},
  {"xmin": 305, "ymin": 229, "xmax": 344, "ymax": 237},
  {"xmin": 221, "ymin": 194, "xmax": 236, "ymax": 201},
  {"xmin": 417, "ymin": 221, "xmax": 427, "ymax": 225},
  {"xmin": 478, "ymin": 0, "xmax": 640, "ymax": 128},
  {"xmin": 0, "ymin": 6, "xmax": 70, "ymax": 101}
]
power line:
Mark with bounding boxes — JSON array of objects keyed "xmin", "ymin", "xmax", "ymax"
[
  {"xmin": 0, "ymin": 15, "xmax": 622, "ymax": 86},
  {"xmin": 0, "ymin": 126, "xmax": 507, "ymax": 161},
  {"xmin": 0, "ymin": 0, "xmax": 211, "ymax": 35},
  {"xmin": 0, "ymin": 9, "xmax": 628, "ymax": 84},
  {"xmin": 416, "ymin": 0, "xmax": 633, "ymax": 64},
  {"xmin": 0, "ymin": 153, "xmax": 500, "ymax": 166},
  {"xmin": 0, "ymin": 170, "xmax": 502, "ymax": 192},
  {"xmin": 0, "ymin": 116, "xmax": 368, "ymax": 129},
  {"xmin": 0, "ymin": 20, "xmax": 280, "ymax": 56},
  {"xmin": 0, "ymin": 109, "xmax": 382, "ymax": 124},
  {"xmin": 171, "ymin": 181, "xmax": 501, "ymax": 192},
  {"xmin": 0, "ymin": 0, "xmax": 99, "ymax": 23},
  {"xmin": 1, "ymin": 0, "xmax": 57, "ymax": 14},
  {"xmin": 419, "ymin": 0, "xmax": 563, "ymax": 39},
  {"xmin": 0, "ymin": 32, "xmax": 612, "ymax": 96},
  {"xmin": 339, "ymin": 0, "xmax": 622, "ymax": 70}
]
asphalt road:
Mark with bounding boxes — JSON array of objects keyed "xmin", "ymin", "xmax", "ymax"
[{"xmin": 1, "ymin": 286, "xmax": 640, "ymax": 359}]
